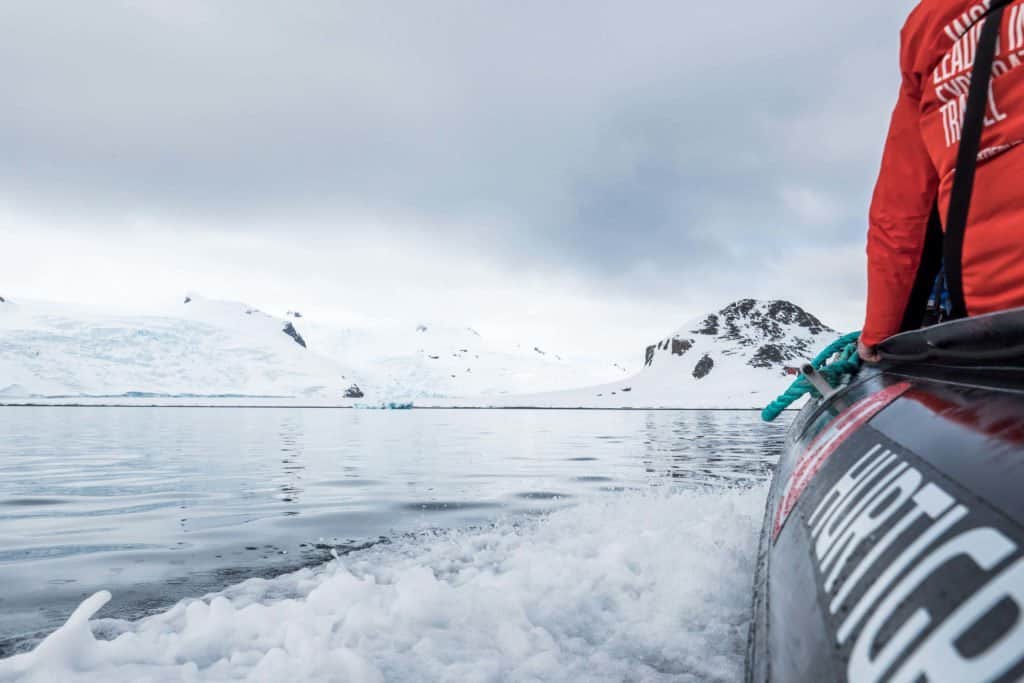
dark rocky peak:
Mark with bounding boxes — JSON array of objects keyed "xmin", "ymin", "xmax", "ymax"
[
  {"xmin": 0, "ymin": 296, "xmax": 5, "ymax": 303},
  {"xmin": 764, "ymin": 300, "xmax": 829, "ymax": 335},
  {"xmin": 645, "ymin": 299, "xmax": 834, "ymax": 374},
  {"xmin": 691, "ymin": 314, "xmax": 719, "ymax": 336},
  {"xmin": 282, "ymin": 321, "xmax": 307, "ymax": 348},
  {"xmin": 343, "ymin": 384, "xmax": 364, "ymax": 399},
  {"xmin": 718, "ymin": 300, "xmax": 773, "ymax": 343},
  {"xmin": 183, "ymin": 296, "xmax": 192, "ymax": 304},
  {"xmin": 286, "ymin": 310, "xmax": 303, "ymax": 319},
  {"xmin": 718, "ymin": 298, "xmax": 827, "ymax": 329},
  {"xmin": 720, "ymin": 298, "xmax": 759, "ymax": 319},
  {"xmin": 417, "ymin": 324, "xmax": 428, "ymax": 333},
  {"xmin": 699, "ymin": 299, "xmax": 833, "ymax": 344}
]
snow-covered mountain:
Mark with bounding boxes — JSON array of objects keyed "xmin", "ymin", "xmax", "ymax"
[
  {"xmin": 482, "ymin": 299, "xmax": 839, "ymax": 409},
  {"xmin": 0, "ymin": 295, "xmax": 627, "ymax": 401},
  {"xmin": 299, "ymin": 319, "xmax": 627, "ymax": 400},
  {"xmin": 0, "ymin": 295, "xmax": 349, "ymax": 399},
  {"xmin": 0, "ymin": 295, "xmax": 839, "ymax": 407}
]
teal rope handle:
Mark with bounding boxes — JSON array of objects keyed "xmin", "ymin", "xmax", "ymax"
[{"xmin": 761, "ymin": 331, "xmax": 862, "ymax": 422}]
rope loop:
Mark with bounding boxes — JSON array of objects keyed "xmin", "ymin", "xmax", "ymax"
[{"xmin": 761, "ymin": 331, "xmax": 862, "ymax": 422}]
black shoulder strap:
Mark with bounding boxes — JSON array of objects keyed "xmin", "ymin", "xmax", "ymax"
[
  {"xmin": 944, "ymin": 2, "xmax": 1010, "ymax": 319},
  {"xmin": 900, "ymin": 202, "xmax": 944, "ymax": 332}
]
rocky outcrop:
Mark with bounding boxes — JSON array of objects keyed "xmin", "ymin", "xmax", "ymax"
[
  {"xmin": 343, "ymin": 384, "xmax": 364, "ymax": 398},
  {"xmin": 693, "ymin": 354, "xmax": 715, "ymax": 379},
  {"xmin": 748, "ymin": 340, "xmax": 812, "ymax": 369},
  {"xmin": 692, "ymin": 314, "xmax": 719, "ymax": 336},
  {"xmin": 645, "ymin": 336, "xmax": 695, "ymax": 367},
  {"xmin": 749, "ymin": 343, "xmax": 787, "ymax": 368},
  {"xmin": 765, "ymin": 299, "xmax": 828, "ymax": 334},
  {"xmin": 282, "ymin": 322, "xmax": 307, "ymax": 348},
  {"xmin": 672, "ymin": 338, "xmax": 694, "ymax": 356},
  {"xmin": 716, "ymin": 299, "xmax": 829, "ymax": 343},
  {"xmin": 643, "ymin": 299, "xmax": 836, "ymax": 377}
]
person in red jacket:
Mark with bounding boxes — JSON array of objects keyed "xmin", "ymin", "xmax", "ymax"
[{"xmin": 859, "ymin": 0, "xmax": 1024, "ymax": 362}]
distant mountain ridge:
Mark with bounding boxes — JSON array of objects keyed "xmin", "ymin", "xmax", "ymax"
[
  {"xmin": 479, "ymin": 299, "xmax": 840, "ymax": 409},
  {"xmin": 0, "ymin": 295, "xmax": 839, "ymax": 407},
  {"xmin": 0, "ymin": 294, "xmax": 625, "ymax": 401},
  {"xmin": 0, "ymin": 295, "xmax": 349, "ymax": 399}
]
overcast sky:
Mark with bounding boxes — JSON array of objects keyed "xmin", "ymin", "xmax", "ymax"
[{"xmin": 2, "ymin": 0, "xmax": 917, "ymax": 356}]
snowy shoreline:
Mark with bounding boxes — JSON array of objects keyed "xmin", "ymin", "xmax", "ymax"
[{"xmin": 0, "ymin": 399, "xmax": 778, "ymax": 411}]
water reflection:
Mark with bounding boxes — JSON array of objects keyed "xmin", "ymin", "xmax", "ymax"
[
  {"xmin": 0, "ymin": 407, "xmax": 788, "ymax": 656},
  {"xmin": 639, "ymin": 411, "xmax": 785, "ymax": 487},
  {"xmin": 277, "ymin": 415, "xmax": 305, "ymax": 507}
]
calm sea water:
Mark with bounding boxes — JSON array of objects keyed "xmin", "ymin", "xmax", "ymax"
[{"xmin": 0, "ymin": 407, "xmax": 787, "ymax": 658}]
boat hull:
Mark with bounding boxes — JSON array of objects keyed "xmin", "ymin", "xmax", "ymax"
[{"xmin": 748, "ymin": 361, "xmax": 1024, "ymax": 682}]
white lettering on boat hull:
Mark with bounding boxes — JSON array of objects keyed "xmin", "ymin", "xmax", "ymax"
[{"xmin": 798, "ymin": 440, "xmax": 1024, "ymax": 682}]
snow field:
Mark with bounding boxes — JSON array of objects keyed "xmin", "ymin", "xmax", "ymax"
[
  {"xmin": 0, "ymin": 296, "xmax": 627, "ymax": 402},
  {"xmin": 0, "ymin": 486, "xmax": 767, "ymax": 683}
]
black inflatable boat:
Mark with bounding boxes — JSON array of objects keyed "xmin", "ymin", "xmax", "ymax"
[{"xmin": 747, "ymin": 309, "xmax": 1024, "ymax": 682}]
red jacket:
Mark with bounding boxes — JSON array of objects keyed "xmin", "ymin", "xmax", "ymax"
[{"xmin": 864, "ymin": 0, "xmax": 1024, "ymax": 346}]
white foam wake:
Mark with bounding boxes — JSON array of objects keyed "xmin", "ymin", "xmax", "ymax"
[{"xmin": 0, "ymin": 487, "xmax": 766, "ymax": 682}]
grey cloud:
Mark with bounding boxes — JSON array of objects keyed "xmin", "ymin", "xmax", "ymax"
[{"xmin": 1, "ymin": 0, "xmax": 916, "ymax": 286}]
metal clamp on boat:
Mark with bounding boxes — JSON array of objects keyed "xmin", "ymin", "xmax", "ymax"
[{"xmin": 800, "ymin": 363, "xmax": 840, "ymax": 402}]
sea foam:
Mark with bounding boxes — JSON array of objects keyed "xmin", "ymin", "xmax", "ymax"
[{"xmin": 0, "ymin": 486, "xmax": 766, "ymax": 682}]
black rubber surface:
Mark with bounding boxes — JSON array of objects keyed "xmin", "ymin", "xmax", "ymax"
[
  {"xmin": 747, "ymin": 362, "xmax": 1024, "ymax": 682},
  {"xmin": 878, "ymin": 307, "xmax": 1024, "ymax": 364}
]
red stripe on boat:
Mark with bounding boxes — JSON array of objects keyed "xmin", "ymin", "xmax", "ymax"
[{"xmin": 772, "ymin": 382, "xmax": 910, "ymax": 540}]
